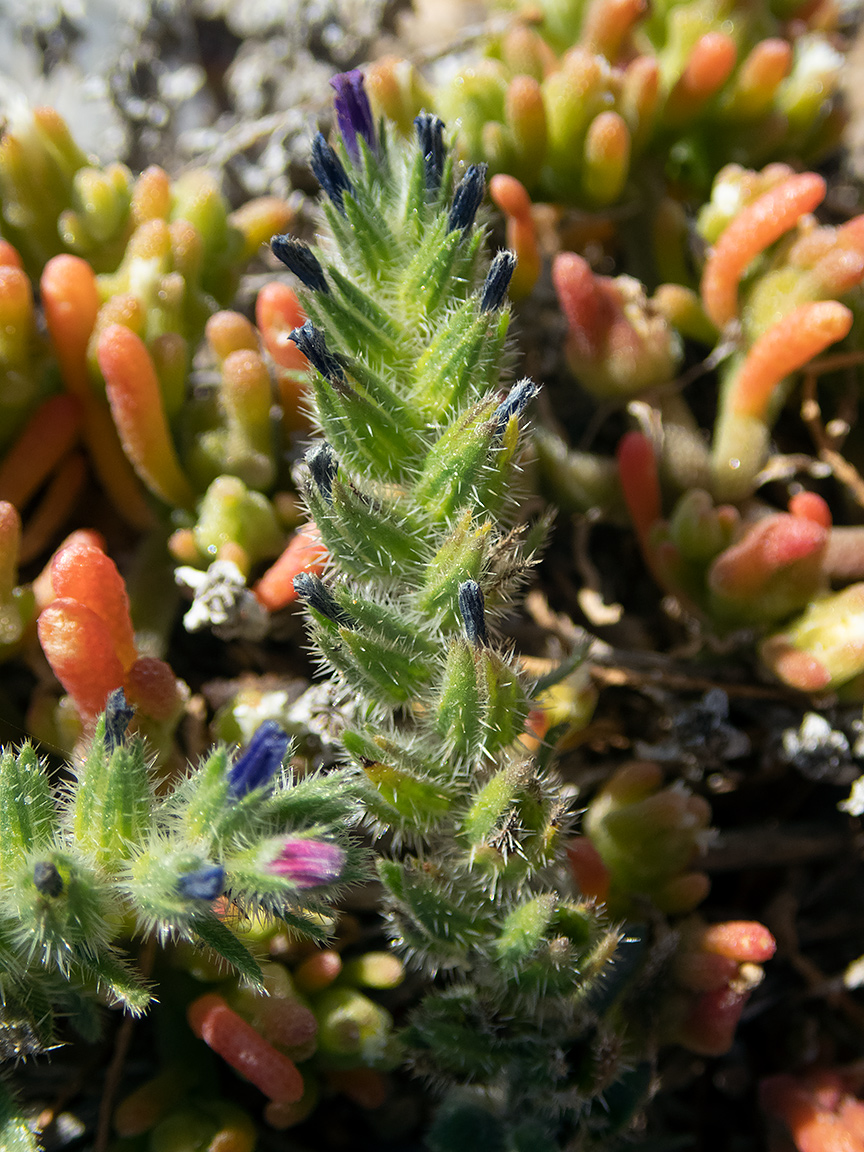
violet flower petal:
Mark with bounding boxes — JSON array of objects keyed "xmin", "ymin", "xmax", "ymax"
[
  {"xmin": 268, "ymin": 838, "xmax": 346, "ymax": 888},
  {"xmin": 330, "ymin": 70, "xmax": 376, "ymax": 163}
]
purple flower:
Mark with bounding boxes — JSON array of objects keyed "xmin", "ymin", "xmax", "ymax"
[
  {"xmin": 330, "ymin": 70, "xmax": 376, "ymax": 164},
  {"xmin": 268, "ymin": 838, "xmax": 346, "ymax": 888},
  {"xmin": 227, "ymin": 721, "xmax": 289, "ymax": 798}
]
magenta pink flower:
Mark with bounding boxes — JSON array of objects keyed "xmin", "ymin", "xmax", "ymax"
[{"xmin": 268, "ymin": 838, "xmax": 345, "ymax": 888}]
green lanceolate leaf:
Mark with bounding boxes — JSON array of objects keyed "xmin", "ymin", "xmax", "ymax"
[
  {"xmin": 192, "ymin": 913, "xmax": 263, "ymax": 989},
  {"xmin": 71, "ymin": 732, "xmax": 152, "ymax": 865},
  {"xmin": 494, "ymin": 894, "xmax": 556, "ymax": 967},
  {"xmin": 415, "ymin": 512, "xmax": 492, "ymax": 623},
  {"xmin": 460, "ymin": 763, "xmax": 527, "ymax": 848},
  {"xmin": 436, "ymin": 640, "xmax": 485, "ymax": 761},
  {"xmin": 331, "ymin": 587, "xmax": 438, "ymax": 656},
  {"xmin": 0, "ymin": 745, "xmax": 57, "ymax": 873},
  {"xmin": 338, "ymin": 627, "xmax": 435, "ymax": 706},
  {"xmin": 362, "ymin": 759, "xmax": 456, "ymax": 832}
]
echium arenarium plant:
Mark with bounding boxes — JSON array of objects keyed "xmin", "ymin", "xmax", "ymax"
[
  {"xmin": 273, "ymin": 72, "xmax": 633, "ymax": 1149},
  {"xmin": 0, "ymin": 693, "xmax": 357, "ymax": 1151}
]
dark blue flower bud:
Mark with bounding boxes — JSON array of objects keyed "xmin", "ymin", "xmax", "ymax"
[
  {"xmin": 270, "ymin": 235, "xmax": 330, "ymax": 293},
  {"xmin": 310, "ymin": 132, "xmax": 353, "ymax": 213},
  {"xmin": 33, "ymin": 862, "xmax": 63, "ymax": 898},
  {"xmin": 293, "ymin": 573, "xmax": 355, "ymax": 627},
  {"xmin": 458, "ymin": 580, "xmax": 488, "ymax": 646},
  {"xmin": 289, "ymin": 321, "xmax": 346, "ymax": 386},
  {"xmin": 448, "ymin": 164, "xmax": 487, "ymax": 233},
  {"xmin": 414, "ymin": 112, "xmax": 445, "ymax": 195},
  {"xmin": 306, "ymin": 442, "xmax": 339, "ymax": 504},
  {"xmin": 330, "ymin": 70, "xmax": 377, "ymax": 164},
  {"xmin": 493, "ymin": 378, "xmax": 539, "ymax": 434},
  {"xmin": 176, "ymin": 864, "xmax": 225, "ymax": 901},
  {"xmin": 227, "ymin": 721, "xmax": 290, "ymax": 798},
  {"xmin": 480, "ymin": 251, "xmax": 517, "ymax": 312},
  {"xmin": 104, "ymin": 687, "xmax": 134, "ymax": 751}
]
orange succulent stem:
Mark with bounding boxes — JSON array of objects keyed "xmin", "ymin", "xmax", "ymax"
[
  {"xmin": 255, "ymin": 281, "xmax": 308, "ymax": 371},
  {"xmin": 0, "ymin": 501, "xmax": 22, "ymax": 600},
  {"xmin": 80, "ymin": 397, "xmax": 157, "ymax": 529},
  {"xmin": 31, "ymin": 528, "xmax": 106, "ymax": 612},
  {"xmin": 726, "ymin": 39, "xmax": 792, "ymax": 115},
  {"xmin": 37, "ymin": 600, "xmax": 127, "ymax": 722},
  {"xmin": 187, "ymin": 994, "xmax": 305, "ymax": 1104},
  {"xmin": 0, "ymin": 393, "xmax": 82, "ymax": 509},
  {"xmin": 97, "ymin": 324, "xmax": 196, "ymax": 510},
  {"xmin": 0, "ymin": 240, "xmax": 23, "ymax": 269},
  {"xmin": 51, "ymin": 539, "xmax": 138, "ymax": 669},
  {"xmin": 711, "ymin": 302, "xmax": 853, "ymax": 501},
  {"xmin": 18, "ymin": 451, "xmax": 88, "ymax": 564},
  {"xmin": 730, "ymin": 301, "xmax": 853, "ymax": 421},
  {"xmin": 252, "ymin": 524, "xmax": 328, "ymax": 611},
  {"xmin": 701, "ymin": 172, "xmax": 827, "ymax": 328},
  {"xmin": 616, "ymin": 430, "xmax": 662, "ymax": 549},
  {"xmin": 41, "ymin": 254, "xmax": 101, "ymax": 400},
  {"xmin": 489, "ymin": 174, "xmax": 541, "ymax": 299},
  {"xmin": 581, "ymin": 0, "xmax": 645, "ymax": 62},
  {"xmin": 666, "ymin": 32, "xmax": 738, "ymax": 123}
]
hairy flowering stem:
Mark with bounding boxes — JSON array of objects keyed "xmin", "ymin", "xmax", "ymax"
[
  {"xmin": 0, "ymin": 696, "xmax": 359, "ymax": 1109},
  {"xmin": 277, "ymin": 71, "xmax": 659, "ymax": 1147}
]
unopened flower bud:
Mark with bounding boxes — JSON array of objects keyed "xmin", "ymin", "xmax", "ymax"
[
  {"xmin": 458, "ymin": 580, "xmax": 488, "ymax": 645},
  {"xmin": 493, "ymin": 378, "xmax": 539, "ymax": 432},
  {"xmin": 267, "ymin": 837, "xmax": 345, "ymax": 887},
  {"xmin": 415, "ymin": 112, "xmax": 445, "ymax": 194},
  {"xmin": 306, "ymin": 442, "xmax": 339, "ymax": 504},
  {"xmin": 227, "ymin": 720, "xmax": 290, "ymax": 798},
  {"xmin": 310, "ymin": 133, "xmax": 353, "ymax": 213},
  {"xmin": 289, "ymin": 322, "xmax": 345, "ymax": 386},
  {"xmin": 176, "ymin": 864, "xmax": 225, "ymax": 901},
  {"xmin": 293, "ymin": 573, "xmax": 355, "ymax": 627},
  {"xmin": 448, "ymin": 164, "xmax": 487, "ymax": 233},
  {"xmin": 270, "ymin": 236, "xmax": 329, "ymax": 293},
  {"xmin": 33, "ymin": 861, "xmax": 63, "ymax": 898},
  {"xmin": 480, "ymin": 251, "xmax": 517, "ymax": 312},
  {"xmin": 104, "ymin": 687, "xmax": 134, "ymax": 751}
]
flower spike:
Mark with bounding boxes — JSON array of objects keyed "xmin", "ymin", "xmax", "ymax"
[
  {"xmin": 458, "ymin": 579, "xmax": 488, "ymax": 645},
  {"xmin": 306, "ymin": 442, "xmax": 339, "ymax": 503}
]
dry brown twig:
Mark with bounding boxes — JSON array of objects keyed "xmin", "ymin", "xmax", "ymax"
[{"xmin": 801, "ymin": 352, "xmax": 864, "ymax": 510}]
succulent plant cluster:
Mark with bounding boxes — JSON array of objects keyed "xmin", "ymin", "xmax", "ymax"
[{"xmin": 367, "ymin": 0, "xmax": 843, "ymax": 208}]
